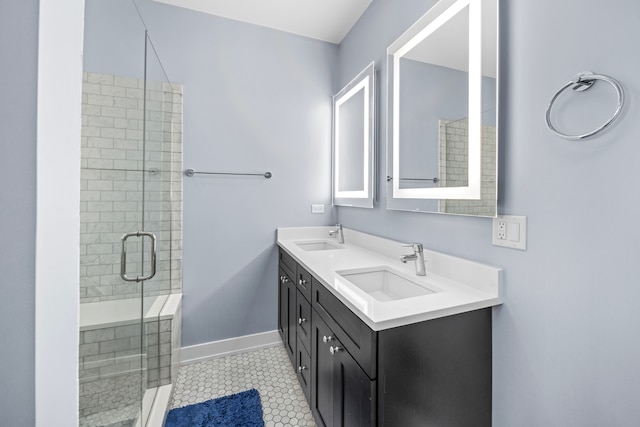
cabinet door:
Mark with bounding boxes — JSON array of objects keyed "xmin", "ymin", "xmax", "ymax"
[
  {"xmin": 278, "ymin": 268, "xmax": 286, "ymax": 343},
  {"xmin": 311, "ymin": 310, "xmax": 335, "ymax": 427},
  {"xmin": 312, "ymin": 309, "xmax": 375, "ymax": 427},
  {"xmin": 333, "ymin": 345, "xmax": 375, "ymax": 427},
  {"xmin": 296, "ymin": 290, "xmax": 312, "ymax": 353},
  {"xmin": 278, "ymin": 267, "xmax": 296, "ymax": 366},
  {"xmin": 296, "ymin": 337, "xmax": 312, "ymax": 404},
  {"xmin": 287, "ymin": 278, "xmax": 297, "ymax": 366},
  {"xmin": 378, "ymin": 308, "xmax": 492, "ymax": 426}
]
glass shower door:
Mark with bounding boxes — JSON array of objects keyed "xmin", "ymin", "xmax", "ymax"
[
  {"xmin": 79, "ymin": 75, "xmax": 154, "ymax": 426},
  {"xmin": 137, "ymin": 31, "xmax": 180, "ymax": 423},
  {"xmin": 78, "ymin": 28, "xmax": 178, "ymax": 427}
]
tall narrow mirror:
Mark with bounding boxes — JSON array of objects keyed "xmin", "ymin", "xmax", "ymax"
[
  {"xmin": 386, "ymin": 0, "xmax": 498, "ymax": 217},
  {"xmin": 333, "ymin": 62, "xmax": 376, "ymax": 208}
]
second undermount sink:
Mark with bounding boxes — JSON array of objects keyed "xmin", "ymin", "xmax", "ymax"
[
  {"xmin": 335, "ymin": 266, "xmax": 438, "ymax": 302},
  {"xmin": 295, "ymin": 240, "xmax": 344, "ymax": 252}
]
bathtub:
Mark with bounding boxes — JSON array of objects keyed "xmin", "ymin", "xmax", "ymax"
[{"xmin": 79, "ymin": 293, "xmax": 182, "ymax": 427}]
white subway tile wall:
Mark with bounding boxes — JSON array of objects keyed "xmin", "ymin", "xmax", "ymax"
[
  {"xmin": 80, "ymin": 72, "xmax": 183, "ymax": 302},
  {"xmin": 79, "ymin": 308, "xmax": 182, "ymax": 423}
]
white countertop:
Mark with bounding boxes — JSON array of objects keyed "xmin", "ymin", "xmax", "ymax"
[{"xmin": 277, "ymin": 226, "xmax": 503, "ymax": 331}]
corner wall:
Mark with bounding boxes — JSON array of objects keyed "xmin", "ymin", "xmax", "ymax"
[{"xmin": 0, "ymin": 0, "xmax": 39, "ymax": 424}]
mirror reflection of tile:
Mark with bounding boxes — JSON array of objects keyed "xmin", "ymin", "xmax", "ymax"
[{"xmin": 439, "ymin": 118, "xmax": 496, "ymax": 216}]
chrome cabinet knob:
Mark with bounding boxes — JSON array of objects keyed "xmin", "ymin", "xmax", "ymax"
[
  {"xmin": 281, "ymin": 276, "xmax": 289, "ymax": 283},
  {"xmin": 298, "ymin": 279, "xmax": 307, "ymax": 286},
  {"xmin": 298, "ymin": 317, "xmax": 307, "ymax": 325},
  {"xmin": 329, "ymin": 346, "xmax": 342, "ymax": 356},
  {"xmin": 322, "ymin": 335, "xmax": 333, "ymax": 344},
  {"xmin": 297, "ymin": 366, "xmax": 307, "ymax": 373}
]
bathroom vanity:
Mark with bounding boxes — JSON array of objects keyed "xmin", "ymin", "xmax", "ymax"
[{"xmin": 277, "ymin": 227, "xmax": 502, "ymax": 427}]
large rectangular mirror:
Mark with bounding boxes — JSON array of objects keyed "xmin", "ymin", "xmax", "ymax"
[
  {"xmin": 333, "ymin": 62, "xmax": 376, "ymax": 208},
  {"xmin": 386, "ymin": 0, "xmax": 498, "ymax": 217}
]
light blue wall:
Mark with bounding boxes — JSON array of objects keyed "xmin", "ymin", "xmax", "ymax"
[
  {"xmin": 83, "ymin": 0, "xmax": 147, "ymax": 78},
  {"xmin": 337, "ymin": 0, "xmax": 640, "ymax": 425},
  {"xmin": 0, "ymin": 0, "xmax": 38, "ymax": 424},
  {"xmin": 84, "ymin": 0, "xmax": 338, "ymax": 346},
  {"xmin": 17, "ymin": 0, "xmax": 638, "ymax": 423}
]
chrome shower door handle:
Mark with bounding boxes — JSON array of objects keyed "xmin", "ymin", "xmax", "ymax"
[{"xmin": 120, "ymin": 231, "xmax": 157, "ymax": 282}]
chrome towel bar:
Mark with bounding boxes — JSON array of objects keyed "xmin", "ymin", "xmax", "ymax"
[
  {"xmin": 386, "ymin": 176, "xmax": 439, "ymax": 183},
  {"xmin": 545, "ymin": 71, "xmax": 624, "ymax": 140},
  {"xmin": 184, "ymin": 169, "xmax": 272, "ymax": 179}
]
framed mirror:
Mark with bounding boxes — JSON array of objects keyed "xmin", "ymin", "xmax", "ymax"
[
  {"xmin": 333, "ymin": 62, "xmax": 376, "ymax": 208},
  {"xmin": 386, "ymin": 0, "xmax": 498, "ymax": 217}
]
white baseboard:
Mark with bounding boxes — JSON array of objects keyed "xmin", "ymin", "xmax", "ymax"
[{"xmin": 180, "ymin": 330, "xmax": 281, "ymax": 365}]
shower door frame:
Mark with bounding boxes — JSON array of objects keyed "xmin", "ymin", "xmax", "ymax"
[{"xmin": 78, "ymin": 28, "xmax": 180, "ymax": 426}]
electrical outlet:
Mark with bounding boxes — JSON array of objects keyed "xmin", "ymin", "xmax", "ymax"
[
  {"xmin": 493, "ymin": 215, "xmax": 527, "ymax": 250},
  {"xmin": 497, "ymin": 221, "xmax": 507, "ymax": 240},
  {"xmin": 311, "ymin": 204, "xmax": 325, "ymax": 214}
]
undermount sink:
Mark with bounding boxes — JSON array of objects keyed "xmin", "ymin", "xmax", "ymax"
[
  {"xmin": 335, "ymin": 266, "xmax": 438, "ymax": 303},
  {"xmin": 295, "ymin": 240, "xmax": 344, "ymax": 251}
]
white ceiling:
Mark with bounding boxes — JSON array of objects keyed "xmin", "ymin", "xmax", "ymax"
[{"xmin": 152, "ymin": 0, "xmax": 372, "ymax": 44}]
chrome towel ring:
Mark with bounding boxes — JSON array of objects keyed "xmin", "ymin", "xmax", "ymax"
[{"xmin": 545, "ymin": 71, "xmax": 624, "ymax": 140}]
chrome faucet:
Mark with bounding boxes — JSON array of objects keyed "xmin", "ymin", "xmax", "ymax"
[
  {"xmin": 400, "ymin": 243, "xmax": 426, "ymax": 276},
  {"xmin": 329, "ymin": 223, "xmax": 344, "ymax": 244}
]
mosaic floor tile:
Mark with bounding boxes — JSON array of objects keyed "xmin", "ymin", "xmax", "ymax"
[
  {"xmin": 170, "ymin": 345, "xmax": 316, "ymax": 427},
  {"xmin": 79, "ymin": 373, "xmax": 141, "ymax": 427}
]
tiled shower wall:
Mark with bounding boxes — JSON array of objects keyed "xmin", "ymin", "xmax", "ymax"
[
  {"xmin": 79, "ymin": 313, "xmax": 181, "ymax": 419},
  {"xmin": 439, "ymin": 119, "xmax": 497, "ymax": 216},
  {"xmin": 80, "ymin": 72, "xmax": 183, "ymax": 302}
]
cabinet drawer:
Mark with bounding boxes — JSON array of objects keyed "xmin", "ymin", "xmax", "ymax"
[
  {"xmin": 296, "ymin": 265, "xmax": 312, "ymax": 302},
  {"xmin": 296, "ymin": 337, "xmax": 311, "ymax": 405},
  {"xmin": 279, "ymin": 264, "xmax": 294, "ymax": 285},
  {"xmin": 296, "ymin": 290, "xmax": 312, "ymax": 353},
  {"xmin": 312, "ymin": 279, "xmax": 377, "ymax": 379},
  {"xmin": 279, "ymin": 249, "xmax": 296, "ymax": 278}
]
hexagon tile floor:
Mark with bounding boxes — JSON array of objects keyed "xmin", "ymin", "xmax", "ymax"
[{"xmin": 169, "ymin": 345, "xmax": 317, "ymax": 427}]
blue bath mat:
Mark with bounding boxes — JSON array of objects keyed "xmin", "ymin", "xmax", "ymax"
[{"xmin": 165, "ymin": 389, "xmax": 264, "ymax": 427}]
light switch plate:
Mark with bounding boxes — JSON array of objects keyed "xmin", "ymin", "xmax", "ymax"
[
  {"xmin": 493, "ymin": 215, "xmax": 527, "ymax": 250},
  {"xmin": 311, "ymin": 204, "xmax": 325, "ymax": 214}
]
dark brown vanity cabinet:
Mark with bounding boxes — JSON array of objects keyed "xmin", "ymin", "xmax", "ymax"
[{"xmin": 278, "ymin": 248, "xmax": 492, "ymax": 427}]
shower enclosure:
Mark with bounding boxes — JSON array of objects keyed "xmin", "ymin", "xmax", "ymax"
[{"xmin": 79, "ymin": 2, "xmax": 183, "ymax": 425}]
